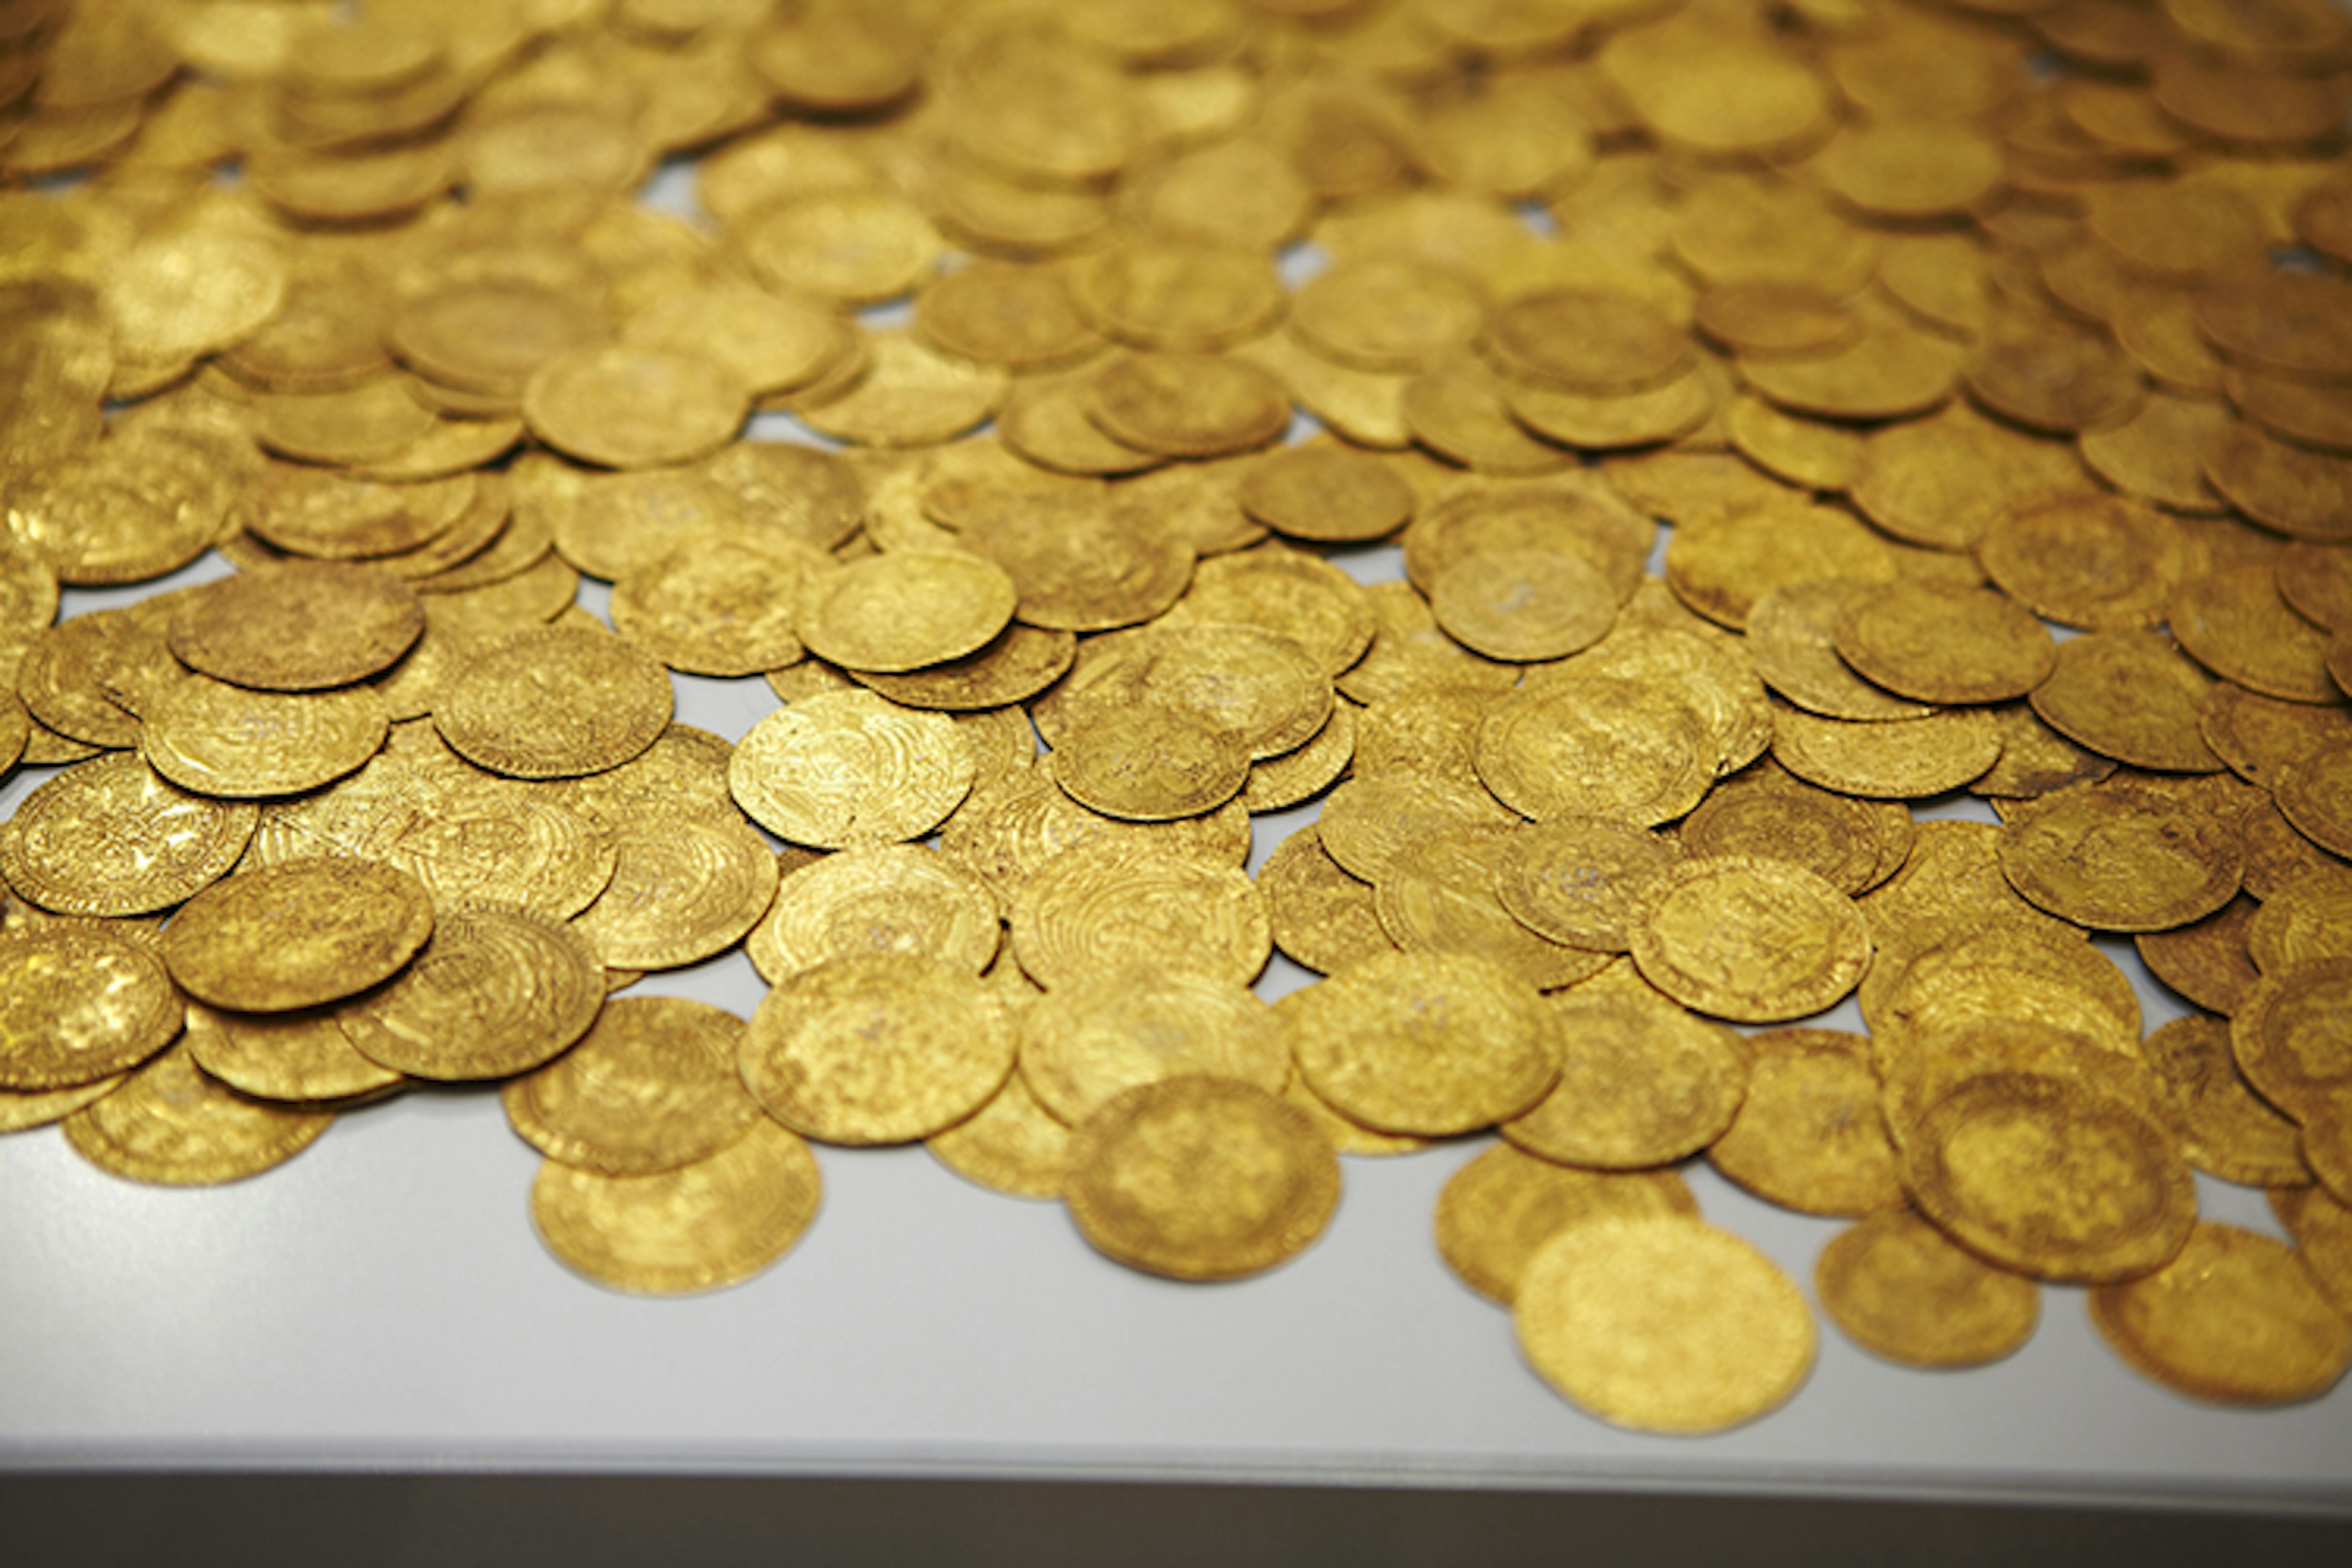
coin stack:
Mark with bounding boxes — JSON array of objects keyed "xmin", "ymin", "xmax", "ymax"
[{"xmin": 4, "ymin": 0, "xmax": 2352, "ymax": 1434}]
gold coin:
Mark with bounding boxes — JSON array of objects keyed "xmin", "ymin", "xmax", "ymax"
[
  {"xmin": 1063, "ymin": 1077, "xmax": 1340, "ymax": 1281},
  {"xmin": 2133, "ymin": 896, "xmax": 2261, "ymax": 1019},
  {"xmin": 1502, "ymin": 973, "xmax": 1748, "ymax": 1167},
  {"xmin": 1019, "ymin": 967, "xmax": 1284, "ymax": 1126},
  {"xmin": 1709, "ymin": 1028, "xmax": 1904, "ymax": 1216},
  {"xmin": 1513, "ymin": 1213, "xmax": 1816, "ymax": 1434},
  {"xmin": 746, "ymin": 844, "xmax": 1000, "ymax": 986},
  {"xmin": 2231, "ymin": 960, "xmax": 2352, "ymax": 1123},
  {"xmin": 1476, "ymin": 676, "xmax": 1712, "ymax": 826},
  {"xmin": 1068, "ymin": 236, "xmax": 1283, "ymax": 352},
  {"xmin": 927, "ymin": 1073, "xmax": 1072, "ymax": 1201},
  {"xmin": 1483, "ymin": 287, "xmax": 1691, "ymax": 394},
  {"xmin": 1435, "ymin": 1143, "xmax": 1697, "ymax": 1305},
  {"xmin": 530, "ymin": 1118, "xmax": 821, "ymax": 1296},
  {"xmin": 1504, "ymin": 368, "xmax": 1717, "ymax": 453},
  {"xmin": 1679, "ymin": 767, "xmax": 1908, "ymax": 897},
  {"xmin": 742, "ymin": 954, "xmax": 1015, "ymax": 1145},
  {"xmin": 852, "ymin": 623, "xmax": 1076, "ymax": 712},
  {"xmin": 1403, "ymin": 356, "xmax": 1578, "ymax": 475},
  {"xmin": 435, "ymin": 625, "xmax": 673, "ymax": 780},
  {"xmin": 940, "ymin": 772, "xmax": 1250, "ymax": 903},
  {"xmin": 1977, "ymin": 491, "xmax": 2179, "ymax": 631},
  {"xmin": 1902, "ymin": 1071, "xmax": 2196, "ymax": 1283},
  {"xmin": 1815, "ymin": 1208, "xmax": 2041, "ymax": 1369},
  {"xmin": 571, "ymin": 817, "xmax": 780, "ymax": 971},
  {"xmin": 729, "ymin": 690, "xmax": 974, "ymax": 848},
  {"xmin": 2138, "ymin": 1013, "xmax": 2311, "ymax": 1188},
  {"xmin": 1630, "ymin": 856, "xmax": 1870, "ymax": 1023},
  {"xmin": 798, "ymin": 550, "xmax": 1018, "ymax": 674},
  {"xmin": 141, "ymin": 677, "xmax": 388, "ymax": 799},
  {"xmin": 2279, "ymin": 739, "xmax": 2352, "ymax": 861},
  {"xmin": 1291, "ymin": 255, "xmax": 1483, "ymax": 374},
  {"xmin": 1664, "ymin": 496, "xmax": 1896, "ymax": 631},
  {"xmin": 618, "ymin": 282, "xmax": 840, "ymax": 397},
  {"xmin": 162, "ymin": 856, "xmax": 435, "ymax": 1014},
  {"xmin": 912, "ymin": 260, "xmax": 1103, "ymax": 372},
  {"xmin": 1428, "ymin": 548, "xmax": 1619, "ymax": 664},
  {"xmin": 1374, "ymin": 825, "xmax": 1611, "ymax": 992},
  {"xmin": 2090, "ymin": 1223, "xmax": 2352, "ymax": 1405},
  {"xmin": 239, "ymin": 466, "xmax": 477, "ymax": 562},
  {"xmin": 1727, "ymin": 396, "xmax": 1864, "ymax": 491},
  {"xmin": 0, "ymin": 922, "xmax": 183, "ymax": 1091},
  {"xmin": 1998, "ymin": 782, "xmax": 2242, "ymax": 932},
  {"xmin": 341, "ymin": 905, "xmax": 603, "ymax": 1082},
  {"xmin": 1772, "ymin": 705, "xmax": 2004, "ymax": 799},
  {"xmin": 610, "ymin": 532, "xmax": 823, "ymax": 678},
  {"xmin": 1283, "ymin": 949, "xmax": 1557, "ymax": 1136},
  {"xmin": 522, "ymin": 345, "xmax": 748, "ymax": 470},
  {"xmin": 1085, "ymin": 352, "xmax": 1292, "ymax": 459},
  {"xmin": 1257, "ymin": 826, "xmax": 1397, "ymax": 977},
  {"xmin": 1163, "ymin": 546, "xmax": 1373, "ymax": 676},
  {"xmin": 1832, "ymin": 582, "xmax": 2056, "ymax": 706},
  {"xmin": 502, "ymin": 995, "xmax": 759, "ymax": 1175},
  {"xmin": 1237, "ymin": 445, "xmax": 1415, "ymax": 543},
  {"xmin": 1047, "ymin": 704, "xmax": 1250, "ymax": 822},
  {"xmin": 181, "ymin": 999, "xmax": 401, "ymax": 1106},
  {"xmin": 64, "ymin": 1046, "xmax": 333, "ymax": 1186},
  {"xmin": 738, "ymin": 189, "xmax": 941, "ymax": 306},
  {"xmin": 2029, "ymin": 632, "xmax": 2222, "ymax": 775},
  {"xmin": 960, "ymin": 488, "xmax": 1193, "ymax": 631},
  {"xmin": 1037, "ymin": 623, "xmax": 1330, "ymax": 761},
  {"xmin": 0, "ymin": 752, "xmax": 256, "ymax": 916},
  {"xmin": 1493, "ymin": 815, "xmax": 1681, "ymax": 954},
  {"xmin": 1008, "ymin": 841, "xmax": 1268, "ymax": 992}
]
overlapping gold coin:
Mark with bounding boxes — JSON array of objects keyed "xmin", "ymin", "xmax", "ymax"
[{"xmin": 10, "ymin": 0, "xmax": 2352, "ymax": 1436}]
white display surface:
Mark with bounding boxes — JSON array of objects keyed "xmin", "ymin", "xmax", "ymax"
[{"xmin": 2, "ymin": 531, "xmax": 2349, "ymax": 1513}]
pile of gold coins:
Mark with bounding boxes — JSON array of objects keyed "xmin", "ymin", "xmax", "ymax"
[{"xmin": 6, "ymin": 0, "xmax": 2352, "ymax": 1436}]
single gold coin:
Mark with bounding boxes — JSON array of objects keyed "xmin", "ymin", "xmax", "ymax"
[
  {"xmin": 1373, "ymin": 825, "xmax": 1612, "ymax": 993},
  {"xmin": 729, "ymin": 690, "xmax": 975, "ymax": 848},
  {"xmin": 738, "ymin": 189, "xmax": 941, "ymax": 306},
  {"xmin": 1258, "ymin": 826, "xmax": 1398, "ymax": 978},
  {"xmin": 162, "ymin": 856, "xmax": 435, "ymax": 1014},
  {"xmin": 2138, "ymin": 1013, "xmax": 2310, "ymax": 1188},
  {"xmin": 1977, "ymin": 492, "xmax": 2180, "ymax": 632},
  {"xmin": 1290, "ymin": 254, "xmax": 1486, "ymax": 374},
  {"xmin": 913, "ymin": 260, "xmax": 1102, "ymax": 372},
  {"xmin": 2029, "ymin": 632, "xmax": 2222, "ymax": 775},
  {"xmin": 795, "ymin": 332, "xmax": 1009, "ymax": 448},
  {"xmin": 1998, "ymin": 783, "xmax": 2242, "ymax": 932},
  {"xmin": 1009, "ymin": 842, "xmax": 1268, "ymax": 992},
  {"xmin": 1630, "ymin": 856, "xmax": 1870, "ymax": 1023},
  {"xmin": 63, "ymin": 1046, "xmax": 333, "ymax": 1187},
  {"xmin": 2173, "ymin": 565, "xmax": 2340, "ymax": 705},
  {"xmin": 1494, "ymin": 816, "xmax": 1682, "ymax": 954},
  {"xmin": 1484, "ymin": 287, "xmax": 1692, "ymax": 394},
  {"xmin": 610, "ymin": 533, "xmax": 823, "ymax": 678},
  {"xmin": 1238, "ymin": 445, "xmax": 1415, "ymax": 543},
  {"xmin": 1513, "ymin": 1214, "xmax": 1817, "ymax": 1435},
  {"xmin": 960, "ymin": 488, "xmax": 1194, "ymax": 632},
  {"xmin": 1019, "ymin": 967, "xmax": 1284, "ymax": 1126},
  {"xmin": 2279, "ymin": 740, "xmax": 2352, "ymax": 861},
  {"xmin": 1283, "ymin": 949, "xmax": 1557, "ymax": 1137},
  {"xmin": 1435, "ymin": 1143, "xmax": 1698, "ymax": 1305},
  {"xmin": 618, "ymin": 282, "xmax": 840, "ymax": 396},
  {"xmin": 341, "ymin": 905, "xmax": 603, "ymax": 1082},
  {"xmin": 747, "ymin": 844, "xmax": 1000, "ymax": 986},
  {"xmin": 1815, "ymin": 1208, "xmax": 2041, "ymax": 1369},
  {"xmin": 1902, "ymin": 1071, "xmax": 2196, "ymax": 1284},
  {"xmin": 0, "ymin": 753, "xmax": 257, "ymax": 916},
  {"xmin": 522, "ymin": 345, "xmax": 748, "ymax": 470},
  {"xmin": 1476, "ymin": 677, "xmax": 1713, "ymax": 827},
  {"xmin": 2231, "ymin": 960, "xmax": 2352, "ymax": 1122},
  {"xmin": 181, "ymin": 1001, "xmax": 401, "ymax": 1107},
  {"xmin": 502, "ymin": 996, "xmax": 760, "ymax": 1175},
  {"xmin": 1680, "ymin": 767, "xmax": 1909, "ymax": 898},
  {"xmin": 2134, "ymin": 896, "xmax": 2261, "ymax": 1019},
  {"xmin": 1064, "ymin": 1077, "xmax": 1341, "ymax": 1282},
  {"xmin": 141, "ymin": 678, "xmax": 389, "ymax": 799},
  {"xmin": 1832, "ymin": 582, "xmax": 2057, "ymax": 706},
  {"xmin": 799, "ymin": 550, "xmax": 1017, "ymax": 674},
  {"xmin": 1502, "ymin": 976, "xmax": 1749, "ymax": 1169},
  {"xmin": 570, "ymin": 818, "xmax": 781, "ymax": 972},
  {"xmin": 1709, "ymin": 1028, "xmax": 1904, "ymax": 1216},
  {"xmin": 928, "ymin": 1072, "xmax": 1072, "ymax": 1200},
  {"xmin": 2090, "ymin": 1223, "xmax": 2352, "ymax": 1406},
  {"xmin": 0, "ymin": 923, "xmax": 183, "ymax": 1091},
  {"xmin": 530, "ymin": 1118, "xmax": 821, "ymax": 1296},
  {"xmin": 168, "ymin": 562, "xmax": 423, "ymax": 690},
  {"xmin": 742, "ymin": 954, "xmax": 1015, "ymax": 1145},
  {"xmin": 1773, "ymin": 705, "xmax": 2004, "ymax": 799},
  {"xmin": 1429, "ymin": 548, "xmax": 1619, "ymax": 664},
  {"xmin": 1047, "ymin": 704, "xmax": 1249, "ymax": 822},
  {"xmin": 436, "ymin": 625, "xmax": 673, "ymax": 780},
  {"xmin": 1085, "ymin": 352, "xmax": 1292, "ymax": 458}
]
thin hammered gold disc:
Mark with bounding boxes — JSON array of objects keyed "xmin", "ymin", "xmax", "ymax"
[
  {"xmin": 63, "ymin": 1047, "xmax": 334, "ymax": 1187},
  {"xmin": 341, "ymin": 905, "xmax": 604, "ymax": 1081},
  {"xmin": 162, "ymin": 858, "xmax": 435, "ymax": 1014},
  {"xmin": 1629, "ymin": 856, "xmax": 1871, "ymax": 1023},
  {"xmin": 0, "ymin": 923, "xmax": 184, "ymax": 1091},
  {"xmin": 435, "ymin": 626, "xmax": 673, "ymax": 780}
]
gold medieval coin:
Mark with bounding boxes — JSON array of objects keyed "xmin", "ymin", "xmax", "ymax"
[
  {"xmin": 1772, "ymin": 705, "xmax": 2004, "ymax": 799},
  {"xmin": 853, "ymin": 623, "xmax": 1077, "ymax": 712},
  {"xmin": 1902, "ymin": 1071, "xmax": 2196, "ymax": 1284},
  {"xmin": 1832, "ymin": 582, "xmax": 2056, "ymax": 706},
  {"xmin": 1162, "ymin": 546, "xmax": 1374, "ymax": 675},
  {"xmin": 2090, "ymin": 1223, "xmax": 2352, "ymax": 1406},
  {"xmin": 570, "ymin": 817, "xmax": 781, "ymax": 971},
  {"xmin": 162, "ymin": 856, "xmax": 435, "ymax": 1014},
  {"xmin": 0, "ymin": 752, "xmax": 257, "ymax": 916},
  {"xmin": 1482, "ymin": 286, "xmax": 1691, "ymax": 394},
  {"xmin": 2171, "ymin": 565, "xmax": 2340, "ymax": 705},
  {"xmin": 1976, "ymin": 491, "xmax": 2179, "ymax": 632},
  {"xmin": 1289, "ymin": 254, "xmax": 1485, "ymax": 374},
  {"xmin": 1745, "ymin": 581, "xmax": 1936, "ymax": 724},
  {"xmin": 1403, "ymin": 356, "xmax": 1578, "ymax": 475},
  {"xmin": 1238, "ymin": 445, "xmax": 1415, "ymax": 543},
  {"xmin": 341, "ymin": 905, "xmax": 604, "ymax": 1082},
  {"xmin": 1321, "ymin": 771, "xmax": 1520, "ymax": 886},
  {"xmin": 522, "ymin": 345, "xmax": 749, "ymax": 471},
  {"xmin": 2204, "ymin": 420, "xmax": 2352, "ymax": 543},
  {"xmin": 1243, "ymin": 702, "xmax": 1357, "ymax": 813},
  {"xmin": 1727, "ymin": 395, "xmax": 1864, "ymax": 492},
  {"xmin": 1085, "ymin": 352, "xmax": 1292, "ymax": 459},
  {"xmin": 2137, "ymin": 1013, "xmax": 2311, "ymax": 1189},
  {"xmin": 1513, "ymin": 1213, "xmax": 1817, "ymax": 1435},
  {"xmin": 1998, "ymin": 782, "xmax": 2242, "ymax": 932},
  {"xmin": 2078, "ymin": 392, "xmax": 2232, "ymax": 514},
  {"xmin": 1019, "ymin": 967, "xmax": 1285, "ymax": 1126},
  {"xmin": 2231, "ymin": 960, "xmax": 2352, "ymax": 1122},
  {"xmin": 940, "ymin": 773, "xmax": 1250, "ymax": 903},
  {"xmin": 619, "ymin": 282, "xmax": 841, "ymax": 396},
  {"xmin": 1063, "ymin": 1076, "xmax": 1341, "ymax": 1281},
  {"xmin": 1494, "ymin": 815, "xmax": 1682, "ymax": 954},
  {"xmin": 742, "ymin": 954, "xmax": 1015, "ymax": 1145},
  {"xmin": 0, "ymin": 922, "xmax": 183, "ymax": 1091},
  {"xmin": 959, "ymin": 488, "xmax": 1194, "ymax": 632},
  {"xmin": 1741, "ymin": 310, "xmax": 1968, "ymax": 423},
  {"xmin": 1047, "ymin": 704, "xmax": 1250, "ymax": 823},
  {"xmin": 502, "ymin": 995, "xmax": 760, "ymax": 1175},
  {"xmin": 1502, "ymin": 976, "xmax": 1749, "ymax": 1169},
  {"xmin": 1476, "ymin": 676, "xmax": 1713, "ymax": 826},
  {"xmin": 795, "ymin": 332, "xmax": 1009, "ymax": 448},
  {"xmin": 1663, "ymin": 497, "xmax": 1897, "ymax": 632},
  {"xmin": 747, "ymin": 844, "xmax": 1000, "ymax": 986},
  {"xmin": 1068, "ymin": 235, "xmax": 1283, "ymax": 352},
  {"xmin": 1428, "ymin": 548, "xmax": 1619, "ymax": 664},
  {"xmin": 141, "ymin": 677, "xmax": 389, "ymax": 799},
  {"xmin": 927, "ymin": 1073, "xmax": 1073, "ymax": 1201},
  {"xmin": 798, "ymin": 550, "xmax": 1018, "ymax": 674},
  {"xmin": 1630, "ymin": 856, "xmax": 1871, "ymax": 1023},
  {"xmin": 1257, "ymin": 826, "xmax": 1398, "ymax": 977},
  {"xmin": 1283, "ymin": 949, "xmax": 1558, "ymax": 1137},
  {"xmin": 1435, "ymin": 1142, "xmax": 1698, "ymax": 1305},
  {"xmin": 729, "ymin": 689, "xmax": 974, "ymax": 848},
  {"xmin": 239, "ymin": 467, "xmax": 478, "ymax": 562},
  {"xmin": 530, "ymin": 1118, "xmax": 821, "ymax": 1296},
  {"xmin": 1039, "ymin": 622, "xmax": 1331, "ymax": 761},
  {"xmin": 2029, "ymin": 632, "xmax": 2222, "ymax": 775},
  {"xmin": 63, "ymin": 1046, "xmax": 333, "ymax": 1187},
  {"xmin": 1965, "ymin": 317, "xmax": 2147, "ymax": 436},
  {"xmin": 1679, "ymin": 767, "xmax": 1907, "ymax": 898},
  {"xmin": 0, "ymin": 1075, "xmax": 129, "ymax": 1136},
  {"xmin": 912, "ymin": 260, "xmax": 1103, "ymax": 372},
  {"xmin": 1708, "ymin": 1028, "xmax": 1905, "ymax": 1216},
  {"xmin": 435, "ymin": 625, "xmax": 673, "ymax": 780},
  {"xmin": 181, "ymin": 1001, "xmax": 401, "ymax": 1106},
  {"xmin": 2278, "ymin": 740, "xmax": 2352, "ymax": 861},
  {"xmin": 1815, "ymin": 1208, "xmax": 2041, "ymax": 1369},
  {"xmin": 2133, "ymin": 896, "xmax": 2261, "ymax": 1019},
  {"xmin": 609, "ymin": 532, "xmax": 822, "ymax": 678},
  {"xmin": 1009, "ymin": 841, "xmax": 1268, "ymax": 992},
  {"xmin": 1373, "ymin": 825, "xmax": 1612, "ymax": 993},
  {"xmin": 738, "ymin": 189, "xmax": 941, "ymax": 306}
]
